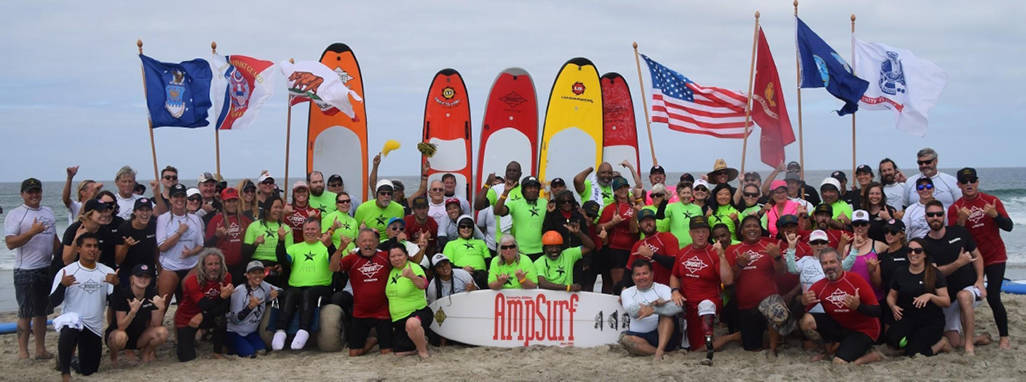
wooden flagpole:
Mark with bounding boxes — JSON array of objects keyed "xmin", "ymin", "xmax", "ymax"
[
  {"xmin": 740, "ymin": 11, "xmax": 760, "ymax": 176},
  {"xmin": 283, "ymin": 58, "xmax": 295, "ymax": 201},
  {"xmin": 211, "ymin": 41, "xmax": 222, "ymax": 178},
  {"xmin": 793, "ymin": 0, "xmax": 805, "ymax": 182},
  {"xmin": 850, "ymin": 14, "xmax": 857, "ymax": 182},
  {"xmin": 137, "ymin": 40, "xmax": 159, "ymax": 182},
  {"xmin": 632, "ymin": 42, "xmax": 658, "ymax": 167}
]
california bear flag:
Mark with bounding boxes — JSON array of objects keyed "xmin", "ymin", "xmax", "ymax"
[
  {"xmin": 853, "ymin": 39, "xmax": 947, "ymax": 136},
  {"xmin": 279, "ymin": 60, "xmax": 362, "ymax": 119}
]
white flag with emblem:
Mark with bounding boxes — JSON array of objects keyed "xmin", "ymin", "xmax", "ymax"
[
  {"xmin": 279, "ymin": 60, "xmax": 362, "ymax": 118},
  {"xmin": 853, "ymin": 38, "xmax": 947, "ymax": 136}
]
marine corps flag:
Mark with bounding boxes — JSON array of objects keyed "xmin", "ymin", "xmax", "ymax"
[
  {"xmin": 140, "ymin": 54, "xmax": 213, "ymax": 128},
  {"xmin": 279, "ymin": 60, "xmax": 362, "ymax": 119},
  {"xmin": 796, "ymin": 17, "xmax": 868, "ymax": 116},
  {"xmin": 210, "ymin": 54, "xmax": 275, "ymax": 130},
  {"xmin": 751, "ymin": 27, "xmax": 794, "ymax": 167}
]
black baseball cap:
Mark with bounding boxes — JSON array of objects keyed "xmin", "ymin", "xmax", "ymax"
[
  {"xmin": 133, "ymin": 197, "xmax": 153, "ymax": 211},
  {"xmin": 611, "ymin": 176, "xmax": 629, "ymax": 190},
  {"xmin": 650, "ymin": 165, "xmax": 665, "ymax": 175},
  {"xmin": 169, "ymin": 183, "xmax": 188, "ymax": 197},
  {"xmin": 830, "ymin": 171, "xmax": 847, "ymax": 183},
  {"xmin": 550, "ymin": 178, "xmax": 566, "ymax": 188},
  {"xmin": 689, "ymin": 215, "xmax": 710, "ymax": 230},
  {"xmin": 679, "ymin": 173, "xmax": 695, "ymax": 183},
  {"xmin": 637, "ymin": 208, "xmax": 657, "ymax": 222},
  {"xmin": 776, "ymin": 214, "xmax": 799, "ymax": 228},
  {"xmin": 83, "ymin": 198, "xmax": 113, "ymax": 214},
  {"xmin": 957, "ymin": 168, "xmax": 978, "ymax": 184},
  {"xmin": 131, "ymin": 264, "xmax": 154, "ymax": 278},
  {"xmin": 855, "ymin": 164, "xmax": 873, "ymax": 175},
  {"xmin": 20, "ymin": 178, "xmax": 42, "ymax": 193},
  {"xmin": 522, "ymin": 176, "xmax": 541, "ymax": 188},
  {"xmin": 813, "ymin": 203, "xmax": 833, "ymax": 216},
  {"xmin": 327, "ymin": 174, "xmax": 343, "ymax": 184},
  {"xmin": 883, "ymin": 219, "xmax": 906, "ymax": 232},
  {"xmin": 786, "ymin": 161, "xmax": 801, "ymax": 173}
]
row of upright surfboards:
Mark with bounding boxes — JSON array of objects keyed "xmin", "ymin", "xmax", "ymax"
[{"xmin": 306, "ymin": 43, "xmax": 640, "ymax": 202}]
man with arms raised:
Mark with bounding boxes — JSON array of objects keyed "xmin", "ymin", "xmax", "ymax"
[{"xmin": 574, "ymin": 161, "xmax": 615, "ymax": 208}]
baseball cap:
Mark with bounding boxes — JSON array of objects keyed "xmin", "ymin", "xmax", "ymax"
[
  {"xmin": 693, "ymin": 178, "xmax": 711, "ymax": 191},
  {"xmin": 637, "ymin": 208, "xmax": 657, "ymax": 222},
  {"xmin": 611, "ymin": 176, "xmax": 629, "ymax": 190},
  {"xmin": 776, "ymin": 214, "xmax": 799, "ymax": 228},
  {"xmin": 20, "ymin": 178, "xmax": 42, "ymax": 193},
  {"xmin": 186, "ymin": 188, "xmax": 202, "ymax": 199},
  {"xmin": 770, "ymin": 180, "xmax": 787, "ymax": 191},
  {"xmin": 820, "ymin": 177, "xmax": 841, "ymax": 192},
  {"xmin": 198, "ymin": 172, "xmax": 216, "ymax": 184},
  {"xmin": 131, "ymin": 264, "xmax": 154, "ymax": 278},
  {"xmin": 292, "ymin": 181, "xmax": 309, "ymax": 191},
  {"xmin": 82, "ymin": 198, "xmax": 112, "ymax": 214},
  {"xmin": 689, "ymin": 215, "xmax": 710, "ymax": 230},
  {"xmin": 957, "ymin": 167, "xmax": 978, "ymax": 184},
  {"xmin": 855, "ymin": 164, "xmax": 873, "ymax": 175},
  {"xmin": 391, "ymin": 180, "xmax": 405, "ymax": 191},
  {"xmin": 650, "ymin": 165, "xmax": 665, "ymax": 175},
  {"xmin": 883, "ymin": 219, "xmax": 906, "ymax": 232},
  {"xmin": 387, "ymin": 217, "xmax": 405, "ymax": 227},
  {"xmin": 550, "ymin": 178, "xmax": 566, "ymax": 188},
  {"xmin": 521, "ymin": 176, "xmax": 541, "ymax": 188},
  {"xmin": 133, "ymin": 197, "xmax": 153, "ymax": 211},
  {"xmin": 246, "ymin": 260, "xmax": 265, "ymax": 272},
  {"xmin": 444, "ymin": 197, "xmax": 461, "ymax": 207},
  {"xmin": 786, "ymin": 161, "xmax": 801, "ymax": 173},
  {"xmin": 431, "ymin": 253, "xmax": 451, "ymax": 267},
  {"xmin": 327, "ymin": 174, "xmax": 343, "ymax": 184},
  {"xmin": 813, "ymin": 203, "xmax": 833, "ymax": 216},
  {"xmin": 241, "ymin": 180, "xmax": 256, "ymax": 192},
  {"xmin": 852, "ymin": 209, "xmax": 870, "ymax": 223},
  {"xmin": 169, "ymin": 183, "xmax": 188, "ymax": 197},
  {"xmin": 830, "ymin": 171, "xmax": 847, "ymax": 183},
  {"xmin": 257, "ymin": 171, "xmax": 274, "ymax": 184},
  {"xmin": 220, "ymin": 187, "xmax": 239, "ymax": 201},
  {"xmin": 808, "ymin": 230, "xmax": 829, "ymax": 243},
  {"xmin": 375, "ymin": 179, "xmax": 394, "ymax": 192},
  {"xmin": 457, "ymin": 215, "xmax": 474, "ymax": 227}
]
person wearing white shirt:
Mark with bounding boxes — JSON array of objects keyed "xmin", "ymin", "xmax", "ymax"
[
  {"xmin": 425, "ymin": 254, "xmax": 476, "ymax": 304},
  {"xmin": 619, "ymin": 260, "xmax": 681, "ymax": 361},
  {"xmin": 156, "ymin": 184, "xmax": 206, "ymax": 303},
  {"xmin": 903, "ymin": 148, "xmax": 961, "ymax": 208},
  {"xmin": 904, "ymin": 177, "xmax": 941, "ymax": 240},
  {"xmin": 114, "ymin": 166, "xmax": 142, "ymax": 221},
  {"xmin": 878, "ymin": 158, "xmax": 906, "ymax": 211}
]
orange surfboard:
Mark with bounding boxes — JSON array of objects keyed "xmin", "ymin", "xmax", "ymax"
[
  {"xmin": 306, "ymin": 43, "xmax": 368, "ymax": 201},
  {"xmin": 422, "ymin": 69, "xmax": 473, "ymax": 201}
]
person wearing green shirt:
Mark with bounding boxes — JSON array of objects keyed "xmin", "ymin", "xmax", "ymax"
[
  {"xmin": 535, "ymin": 225, "xmax": 595, "ymax": 292},
  {"xmin": 443, "ymin": 215, "xmax": 490, "ymax": 286},
  {"xmin": 820, "ymin": 177, "xmax": 854, "ymax": 229},
  {"xmin": 642, "ymin": 183, "xmax": 671, "ymax": 234},
  {"xmin": 270, "ymin": 218, "xmax": 335, "ymax": 351},
  {"xmin": 709, "ymin": 184, "xmax": 741, "ymax": 239},
  {"xmin": 354, "ymin": 180, "xmax": 405, "ymax": 237},
  {"xmin": 494, "ymin": 176, "xmax": 547, "ymax": 258},
  {"xmin": 487, "ymin": 234, "xmax": 538, "ymax": 289},
  {"xmin": 384, "ymin": 245, "xmax": 430, "ymax": 359},
  {"xmin": 573, "ymin": 162, "xmax": 615, "ymax": 209},
  {"xmin": 242, "ymin": 196, "xmax": 292, "ymax": 286},
  {"xmin": 307, "ymin": 171, "xmax": 338, "ymax": 215},
  {"xmin": 665, "ymin": 183, "xmax": 703, "ymax": 248},
  {"xmin": 321, "ymin": 192, "xmax": 357, "ymax": 251},
  {"xmin": 474, "ymin": 161, "xmax": 524, "ymax": 247}
]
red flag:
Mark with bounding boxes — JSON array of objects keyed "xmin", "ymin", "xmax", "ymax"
[{"xmin": 751, "ymin": 27, "xmax": 795, "ymax": 167}]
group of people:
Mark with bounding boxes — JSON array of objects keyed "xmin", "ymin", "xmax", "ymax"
[{"xmin": 2, "ymin": 146, "xmax": 1014, "ymax": 380}]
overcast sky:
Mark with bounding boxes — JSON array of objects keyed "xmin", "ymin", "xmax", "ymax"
[{"xmin": 1, "ymin": 0, "xmax": 1023, "ymax": 183}]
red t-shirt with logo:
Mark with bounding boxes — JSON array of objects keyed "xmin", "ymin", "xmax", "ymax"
[
  {"xmin": 627, "ymin": 232, "xmax": 679, "ymax": 285},
  {"xmin": 404, "ymin": 215, "xmax": 439, "ymax": 257},
  {"xmin": 599, "ymin": 201, "xmax": 638, "ymax": 250},
  {"xmin": 672, "ymin": 244, "xmax": 723, "ymax": 306},
  {"xmin": 806, "ymin": 271, "xmax": 880, "ymax": 340},
  {"xmin": 948, "ymin": 193, "xmax": 1008, "ymax": 266},
  {"xmin": 206, "ymin": 214, "xmax": 252, "ymax": 268},
  {"xmin": 284, "ymin": 205, "xmax": 318, "ymax": 242},
  {"xmin": 726, "ymin": 238, "xmax": 779, "ymax": 310},
  {"xmin": 339, "ymin": 251, "xmax": 391, "ymax": 320},
  {"xmin": 174, "ymin": 272, "xmax": 232, "ymax": 328}
]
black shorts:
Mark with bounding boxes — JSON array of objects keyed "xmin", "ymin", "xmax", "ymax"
[
  {"xmin": 349, "ymin": 317, "xmax": 393, "ymax": 351},
  {"xmin": 106, "ymin": 325, "xmax": 146, "ymax": 350},
  {"xmin": 393, "ymin": 307, "xmax": 433, "ymax": 352},
  {"xmin": 739, "ymin": 308, "xmax": 768, "ymax": 351},
  {"xmin": 813, "ymin": 313, "xmax": 875, "ymax": 362},
  {"xmin": 608, "ymin": 248, "xmax": 631, "ymax": 269},
  {"xmin": 14, "ymin": 268, "xmax": 53, "ymax": 318}
]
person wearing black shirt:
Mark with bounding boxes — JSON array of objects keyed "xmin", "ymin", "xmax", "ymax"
[
  {"xmin": 885, "ymin": 238, "xmax": 952, "ymax": 357},
  {"xmin": 115, "ymin": 198, "xmax": 157, "ymax": 287},
  {"xmin": 920, "ymin": 200, "xmax": 987, "ymax": 355},
  {"xmin": 60, "ymin": 199, "xmax": 123, "ymax": 269},
  {"xmin": 106, "ymin": 264, "xmax": 168, "ymax": 364}
]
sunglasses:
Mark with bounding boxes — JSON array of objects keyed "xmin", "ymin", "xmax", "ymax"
[
  {"xmin": 163, "ymin": 175, "xmax": 178, "ymax": 181},
  {"xmin": 959, "ymin": 177, "xmax": 978, "ymax": 184},
  {"xmin": 852, "ymin": 221, "xmax": 869, "ymax": 227},
  {"xmin": 378, "ymin": 191, "xmax": 393, "ymax": 196},
  {"xmin": 458, "ymin": 225, "xmax": 474, "ymax": 229},
  {"xmin": 389, "ymin": 225, "xmax": 403, "ymax": 231},
  {"xmin": 809, "ymin": 240, "xmax": 829, "ymax": 245},
  {"xmin": 650, "ymin": 193, "xmax": 665, "ymax": 198},
  {"xmin": 243, "ymin": 187, "xmax": 256, "ymax": 193},
  {"xmin": 916, "ymin": 183, "xmax": 934, "ymax": 191},
  {"xmin": 925, "ymin": 211, "xmax": 944, "ymax": 218},
  {"xmin": 886, "ymin": 229, "xmax": 903, "ymax": 235},
  {"xmin": 743, "ymin": 192, "xmax": 760, "ymax": 198},
  {"xmin": 917, "ymin": 159, "xmax": 935, "ymax": 165},
  {"xmin": 188, "ymin": 197, "xmax": 202, "ymax": 202},
  {"xmin": 694, "ymin": 187, "xmax": 708, "ymax": 192},
  {"xmin": 910, "ymin": 247, "xmax": 925, "ymax": 254},
  {"xmin": 430, "ymin": 187, "xmax": 443, "ymax": 192},
  {"xmin": 500, "ymin": 244, "xmax": 517, "ymax": 250},
  {"xmin": 328, "ymin": 182, "xmax": 343, "ymax": 187}
]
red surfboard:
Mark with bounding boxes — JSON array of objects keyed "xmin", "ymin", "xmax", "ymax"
[
  {"xmin": 476, "ymin": 68, "xmax": 538, "ymax": 191},
  {"xmin": 422, "ymin": 68, "xmax": 473, "ymax": 201},
  {"xmin": 600, "ymin": 72, "xmax": 640, "ymax": 187}
]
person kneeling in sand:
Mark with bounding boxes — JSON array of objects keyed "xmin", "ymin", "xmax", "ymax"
[
  {"xmin": 106, "ymin": 264, "xmax": 169, "ymax": 365},
  {"xmin": 620, "ymin": 259, "xmax": 682, "ymax": 361},
  {"xmin": 800, "ymin": 248, "xmax": 883, "ymax": 365}
]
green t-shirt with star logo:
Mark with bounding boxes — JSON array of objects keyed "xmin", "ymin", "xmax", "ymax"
[
  {"xmin": 354, "ymin": 200, "xmax": 405, "ymax": 237},
  {"xmin": 321, "ymin": 210, "xmax": 358, "ymax": 251},
  {"xmin": 443, "ymin": 237, "xmax": 491, "ymax": 271},
  {"xmin": 243, "ymin": 220, "xmax": 293, "ymax": 261},
  {"xmin": 533, "ymin": 246, "xmax": 583, "ymax": 286},
  {"xmin": 284, "ymin": 241, "xmax": 332, "ymax": 287},
  {"xmin": 487, "ymin": 254, "xmax": 538, "ymax": 289},
  {"xmin": 504, "ymin": 197, "xmax": 547, "ymax": 254},
  {"xmin": 665, "ymin": 202, "xmax": 703, "ymax": 248},
  {"xmin": 385, "ymin": 262, "xmax": 428, "ymax": 321},
  {"xmin": 580, "ymin": 179, "xmax": 615, "ymax": 209},
  {"xmin": 308, "ymin": 190, "xmax": 338, "ymax": 215}
]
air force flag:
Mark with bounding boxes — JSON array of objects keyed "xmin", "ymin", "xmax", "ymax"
[
  {"xmin": 854, "ymin": 39, "xmax": 947, "ymax": 136},
  {"xmin": 140, "ymin": 54, "xmax": 213, "ymax": 128},
  {"xmin": 796, "ymin": 17, "xmax": 868, "ymax": 116}
]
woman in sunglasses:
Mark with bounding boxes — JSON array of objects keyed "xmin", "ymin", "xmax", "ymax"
[
  {"xmin": 884, "ymin": 238, "xmax": 952, "ymax": 356},
  {"xmin": 443, "ymin": 215, "xmax": 490, "ymax": 288},
  {"xmin": 843, "ymin": 210, "xmax": 889, "ymax": 306},
  {"xmin": 877, "ymin": 219, "xmax": 910, "ymax": 329},
  {"xmin": 236, "ymin": 179, "xmax": 259, "ymax": 221},
  {"xmin": 902, "ymin": 177, "xmax": 937, "ymax": 239}
]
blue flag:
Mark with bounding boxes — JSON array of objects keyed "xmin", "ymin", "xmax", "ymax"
[
  {"xmin": 140, "ymin": 54, "xmax": 212, "ymax": 128},
  {"xmin": 796, "ymin": 17, "xmax": 868, "ymax": 115}
]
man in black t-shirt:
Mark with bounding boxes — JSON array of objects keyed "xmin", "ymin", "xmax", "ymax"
[
  {"xmin": 920, "ymin": 200, "xmax": 987, "ymax": 355},
  {"xmin": 106, "ymin": 264, "xmax": 168, "ymax": 364}
]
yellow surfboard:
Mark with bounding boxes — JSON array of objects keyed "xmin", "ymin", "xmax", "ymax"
[{"xmin": 538, "ymin": 57, "xmax": 603, "ymax": 193}]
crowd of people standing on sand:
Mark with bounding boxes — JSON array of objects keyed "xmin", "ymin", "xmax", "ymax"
[{"xmin": 3, "ymin": 146, "xmax": 1016, "ymax": 380}]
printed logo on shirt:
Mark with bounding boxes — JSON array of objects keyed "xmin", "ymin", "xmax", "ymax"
[
  {"xmin": 825, "ymin": 289, "xmax": 850, "ymax": 310},
  {"xmin": 948, "ymin": 237, "xmax": 962, "ymax": 245},
  {"xmin": 742, "ymin": 250, "xmax": 762, "ymax": 269},
  {"xmin": 682, "ymin": 255, "xmax": 709, "ymax": 275},
  {"xmin": 967, "ymin": 205, "xmax": 986, "ymax": 227},
  {"xmin": 79, "ymin": 279, "xmax": 104, "ymax": 295},
  {"xmin": 357, "ymin": 261, "xmax": 385, "ymax": 280}
]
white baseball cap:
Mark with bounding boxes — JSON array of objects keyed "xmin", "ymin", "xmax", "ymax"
[
  {"xmin": 693, "ymin": 179, "xmax": 711, "ymax": 190},
  {"xmin": 431, "ymin": 253, "xmax": 451, "ymax": 267},
  {"xmin": 186, "ymin": 187, "xmax": 201, "ymax": 198},
  {"xmin": 852, "ymin": 209, "xmax": 870, "ymax": 223},
  {"xmin": 808, "ymin": 230, "xmax": 829, "ymax": 243},
  {"xmin": 820, "ymin": 177, "xmax": 841, "ymax": 191},
  {"xmin": 375, "ymin": 179, "xmax": 394, "ymax": 192}
]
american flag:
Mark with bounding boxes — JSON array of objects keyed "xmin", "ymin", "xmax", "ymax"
[{"xmin": 642, "ymin": 55, "xmax": 751, "ymax": 138}]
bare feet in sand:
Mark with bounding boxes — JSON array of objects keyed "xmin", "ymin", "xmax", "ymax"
[
  {"xmin": 999, "ymin": 337, "xmax": 1011, "ymax": 350},
  {"xmin": 34, "ymin": 351, "xmax": 54, "ymax": 360},
  {"xmin": 653, "ymin": 350, "xmax": 665, "ymax": 361}
]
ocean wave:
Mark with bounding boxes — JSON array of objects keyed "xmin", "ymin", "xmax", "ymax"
[{"xmin": 989, "ymin": 189, "xmax": 1026, "ymax": 198}]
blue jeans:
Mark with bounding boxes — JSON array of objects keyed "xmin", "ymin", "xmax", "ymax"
[{"xmin": 228, "ymin": 331, "xmax": 265, "ymax": 357}]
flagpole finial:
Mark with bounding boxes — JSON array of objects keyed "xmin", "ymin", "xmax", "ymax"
[
  {"xmin": 289, "ymin": 58, "xmax": 295, "ymax": 64},
  {"xmin": 850, "ymin": 14, "xmax": 856, "ymax": 22},
  {"xmin": 632, "ymin": 41, "xmax": 638, "ymax": 49},
  {"xmin": 793, "ymin": 0, "xmax": 798, "ymax": 14},
  {"xmin": 136, "ymin": 39, "xmax": 143, "ymax": 54},
  {"xmin": 211, "ymin": 41, "xmax": 217, "ymax": 54},
  {"xmin": 755, "ymin": 10, "xmax": 760, "ymax": 19}
]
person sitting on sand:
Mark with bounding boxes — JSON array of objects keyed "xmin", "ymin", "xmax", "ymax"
[
  {"xmin": 106, "ymin": 264, "xmax": 168, "ymax": 366},
  {"xmin": 426, "ymin": 253, "xmax": 476, "ymax": 305},
  {"xmin": 271, "ymin": 218, "xmax": 336, "ymax": 351},
  {"xmin": 669, "ymin": 216, "xmax": 733, "ymax": 365},
  {"xmin": 535, "ymin": 225, "xmax": 594, "ymax": 292},
  {"xmin": 227, "ymin": 261, "xmax": 280, "ymax": 358},
  {"xmin": 620, "ymin": 259, "xmax": 681, "ymax": 361},
  {"xmin": 333, "ymin": 229, "xmax": 394, "ymax": 356},
  {"xmin": 884, "ymin": 238, "xmax": 953, "ymax": 357},
  {"xmin": 385, "ymin": 245, "xmax": 432, "ymax": 359},
  {"xmin": 174, "ymin": 249, "xmax": 233, "ymax": 362},
  {"xmin": 487, "ymin": 234, "xmax": 538, "ymax": 289},
  {"xmin": 800, "ymin": 248, "xmax": 883, "ymax": 365}
]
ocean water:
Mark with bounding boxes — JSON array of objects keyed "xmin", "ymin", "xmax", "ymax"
[{"xmin": 3, "ymin": 167, "xmax": 1025, "ymax": 273}]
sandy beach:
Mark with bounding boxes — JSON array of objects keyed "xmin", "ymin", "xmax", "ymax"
[{"xmin": 0, "ymin": 294, "xmax": 1023, "ymax": 381}]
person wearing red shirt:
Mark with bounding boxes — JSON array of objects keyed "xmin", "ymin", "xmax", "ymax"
[
  {"xmin": 627, "ymin": 209, "xmax": 679, "ymax": 285},
  {"xmin": 726, "ymin": 215, "xmax": 788, "ymax": 353},
  {"xmin": 333, "ymin": 228, "xmax": 392, "ymax": 356},
  {"xmin": 948, "ymin": 168, "xmax": 1014, "ymax": 349},
  {"xmin": 404, "ymin": 196, "xmax": 439, "ymax": 258},
  {"xmin": 174, "ymin": 250, "xmax": 233, "ymax": 362},
  {"xmin": 283, "ymin": 181, "xmax": 319, "ymax": 243},
  {"xmin": 205, "ymin": 188, "xmax": 252, "ymax": 284},
  {"xmin": 669, "ymin": 216, "xmax": 733, "ymax": 365},
  {"xmin": 597, "ymin": 176, "xmax": 639, "ymax": 293},
  {"xmin": 801, "ymin": 248, "xmax": 883, "ymax": 365},
  {"xmin": 811, "ymin": 204, "xmax": 848, "ymax": 249}
]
